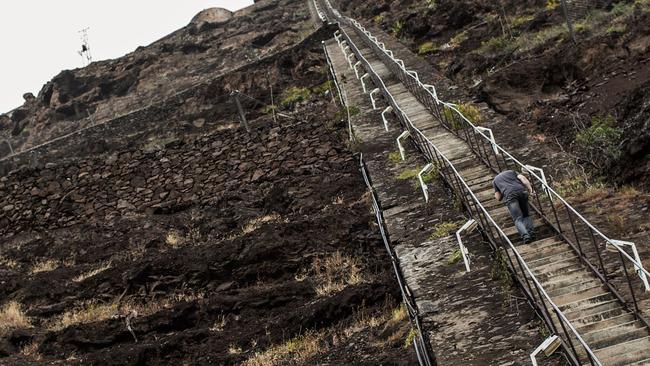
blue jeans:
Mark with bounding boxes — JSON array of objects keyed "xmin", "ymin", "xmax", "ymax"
[{"xmin": 506, "ymin": 190, "xmax": 534, "ymax": 240}]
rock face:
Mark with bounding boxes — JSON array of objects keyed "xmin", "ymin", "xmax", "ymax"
[
  {"xmin": 0, "ymin": 0, "xmax": 313, "ymax": 155},
  {"xmin": 190, "ymin": 8, "xmax": 233, "ymax": 25}
]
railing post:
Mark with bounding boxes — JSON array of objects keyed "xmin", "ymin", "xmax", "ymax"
[
  {"xmin": 476, "ymin": 127, "xmax": 499, "ymax": 155},
  {"xmin": 418, "ymin": 163, "xmax": 435, "ymax": 202},
  {"xmin": 396, "ymin": 131, "xmax": 410, "ymax": 160},
  {"xmin": 231, "ymin": 90, "xmax": 250, "ymax": 133},
  {"xmin": 381, "ymin": 106, "xmax": 393, "ymax": 131},
  {"xmin": 609, "ymin": 240, "xmax": 650, "ymax": 292},
  {"xmin": 353, "ymin": 61, "xmax": 362, "ymax": 79},
  {"xmin": 346, "ymin": 53, "xmax": 356, "ymax": 68},
  {"xmin": 369, "ymin": 88, "xmax": 380, "ymax": 110},
  {"xmin": 360, "ymin": 73, "xmax": 370, "ymax": 93},
  {"xmin": 455, "ymin": 219, "xmax": 478, "ymax": 272}
]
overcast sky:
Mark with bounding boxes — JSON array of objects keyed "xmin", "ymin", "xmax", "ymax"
[{"xmin": 0, "ymin": 1, "xmax": 253, "ymax": 113}]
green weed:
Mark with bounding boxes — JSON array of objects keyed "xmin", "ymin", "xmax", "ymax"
[
  {"xmin": 280, "ymin": 87, "xmax": 311, "ymax": 107},
  {"xmin": 391, "ymin": 21, "xmax": 405, "ymax": 36},
  {"xmin": 404, "ymin": 328, "xmax": 417, "ymax": 349},
  {"xmin": 446, "ymin": 249, "xmax": 462, "ymax": 265},
  {"xmin": 448, "ymin": 30, "xmax": 469, "ymax": 48},
  {"xmin": 396, "ymin": 168, "xmax": 419, "ymax": 180},
  {"xmin": 477, "ymin": 35, "xmax": 517, "ymax": 57},
  {"xmin": 510, "ymin": 14, "xmax": 535, "ymax": 27},
  {"xmin": 388, "ymin": 151, "xmax": 402, "ymax": 163},
  {"xmin": 491, "ymin": 248, "xmax": 514, "ymax": 306},
  {"xmin": 429, "ymin": 221, "xmax": 462, "ymax": 240},
  {"xmin": 575, "ymin": 114, "xmax": 623, "ymax": 168},
  {"xmin": 313, "ymin": 80, "xmax": 334, "ymax": 95},
  {"xmin": 417, "ymin": 41, "xmax": 438, "ymax": 55},
  {"xmin": 545, "ymin": 0, "xmax": 559, "ymax": 10}
]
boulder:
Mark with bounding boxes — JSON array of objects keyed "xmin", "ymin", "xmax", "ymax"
[{"xmin": 190, "ymin": 8, "xmax": 233, "ymax": 26}]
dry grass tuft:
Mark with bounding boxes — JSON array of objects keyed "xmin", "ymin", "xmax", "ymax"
[
  {"xmin": 312, "ymin": 251, "xmax": 364, "ymax": 296},
  {"xmin": 209, "ymin": 315, "xmax": 227, "ymax": 332},
  {"xmin": 129, "ymin": 292, "xmax": 205, "ymax": 316},
  {"xmin": 48, "ymin": 301, "xmax": 118, "ymax": 331},
  {"xmin": 165, "ymin": 230, "xmax": 184, "ymax": 247},
  {"xmin": 0, "ymin": 255, "xmax": 19, "ymax": 269},
  {"xmin": 73, "ymin": 261, "xmax": 112, "ymax": 282},
  {"xmin": 49, "ymin": 291, "xmax": 205, "ymax": 332},
  {"xmin": 619, "ymin": 185, "xmax": 641, "ymax": 199},
  {"xmin": 243, "ymin": 331, "xmax": 326, "ymax": 366},
  {"xmin": 390, "ymin": 304, "xmax": 408, "ymax": 323},
  {"xmin": 20, "ymin": 340, "xmax": 42, "ymax": 360},
  {"xmin": 30, "ymin": 259, "xmax": 60, "ymax": 274},
  {"xmin": 229, "ymin": 344, "xmax": 243, "ymax": 354},
  {"xmin": 0, "ymin": 301, "xmax": 32, "ymax": 336},
  {"xmin": 242, "ymin": 213, "xmax": 282, "ymax": 234}
]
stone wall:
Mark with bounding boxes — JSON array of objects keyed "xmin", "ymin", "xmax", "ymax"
[{"xmin": 0, "ymin": 118, "xmax": 348, "ymax": 236}]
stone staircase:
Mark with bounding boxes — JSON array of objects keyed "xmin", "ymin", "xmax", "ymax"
[{"xmin": 328, "ymin": 12, "xmax": 650, "ymax": 366}]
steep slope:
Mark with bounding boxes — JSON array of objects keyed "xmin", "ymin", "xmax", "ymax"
[
  {"xmin": 0, "ymin": 1, "xmax": 418, "ymax": 364},
  {"xmin": 336, "ymin": 0, "xmax": 650, "ymax": 187},
  {"xmin": 0, "ymin": 0, "xmax": 315, "ymax": 156}
]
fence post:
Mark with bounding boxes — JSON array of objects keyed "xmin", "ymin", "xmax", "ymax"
[
  {"xmin": 2, "ymin": 139, "xmax": 14, "ymax": 156},
  {"xmin": 560, "ymin": 0, "xmax": 577, "ymax": 44},
  {"xmin": 231, "ymin": 91, "xmax": 250, "ymax": 133}
]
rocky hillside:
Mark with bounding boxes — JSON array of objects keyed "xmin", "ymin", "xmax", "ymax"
[
  {"xmin": 0, "ymin": 1, "xmax": 417, "ymax": 364},
  {"xmin": 337, "ymin": 0, "xmax": 650, "ymax": 186},
  {"xmin": 0, "ymin": 0, "xmax": 316, "ymax": 156}
]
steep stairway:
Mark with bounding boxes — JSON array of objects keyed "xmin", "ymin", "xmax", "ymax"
[{"xmin": 323, "ymin": 6, "xmax": 650, "ymax": 365}]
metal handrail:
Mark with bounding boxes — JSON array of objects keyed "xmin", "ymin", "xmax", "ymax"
[
  {"xmin": 333, "ymin": 19, "xmax": 603, "ymax": 366},
  {"xmin": 358, "ymin": 153, "xmax": 434, "ymax": 366},
  {"xmin": 340, "ymin": 18, "xmax": 650, "ymax": 276},
  {"xmin": 339, "ymin": 9, "xmax": 650, "ymax": 332},
  {"xmin": 311, "ymin": 0, "xmax": 327, "ymax": 22}
]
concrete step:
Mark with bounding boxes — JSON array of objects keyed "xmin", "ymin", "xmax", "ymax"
[
  {"xmin": 516, "ymin": 237, "xmax": 563, "ymax": 255},
  {"xmin": 467, "ymin": 175, "xmax": 494, "ymax": 189},
  {"xmin": 543, "ymin": 272, "xmax": 600, "ymax": 292},
  {"xmin": 553, "ymin": 285, "xmax": 607, "ymax": 307},
  {"xmin": 558, "ymin": 292, "xmax": 614, "ymax": 313},
  {"xmin": 530, "ymin": 268, "xmax": 584, "ymax": 288},
  {"xmin": 571, "ymin": 306, "xmax": 628, "ymax": 328},
  {"xmin": 527, "ymin": 250, "xmax": 578, "ymax": 268},
  {"xmin": 531, "ymin": 257, "xmax": 579, "ymax": 277},
  {"xmin": 594, "ymin": 335, "xmax": 650, "ymax": 366},
  {"xmin": 521, "ymin": 242, "xmax": 570, "ymax": 262},
  {"xmin": 628, "ymin": 358, "xmax": 650, "ymax": 365},
  {"xmin": 565, "ymin": 300, "xmax": 621, "ymax": 321},
  {"xmin": 577, "ymin": 312, "xmax": 636, "ymax": 335},
  {"xmin": 548, "ymin": 279, "xmax": 603, "ymax": 298},
  {"xmin": 585, "ymin": 321, "xmax": 647, "ymax": 350}
]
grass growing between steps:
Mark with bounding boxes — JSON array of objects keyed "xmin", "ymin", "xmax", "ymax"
[
  {"xmin": 446, "ymin": 249, "xmax": 462, "ymax": 265},
  {"xmin": 429, "ymin": 221, "xmax": 462, "ymax": 240},
  {"xmin": 388, "ymin": 151, "xmax": 402, "ymax": 163},
  {"xmin": 396, "ymin": 166, "xmax": 439, "ymax": 189}
]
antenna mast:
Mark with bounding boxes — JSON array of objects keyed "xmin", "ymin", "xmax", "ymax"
[{"xmin": 78, "ymin": 27, "xmax": 93, "ymax": 66}]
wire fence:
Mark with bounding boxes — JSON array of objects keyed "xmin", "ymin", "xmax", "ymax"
[
  {"xmin": 560, "ymin": 0, "xmax": 609, "ymax": 42},
  {"xmin": 358, "ymin": 153, "xmax": 435, "ymax": 366}
]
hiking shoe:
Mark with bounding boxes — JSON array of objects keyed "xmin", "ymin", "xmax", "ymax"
[{"xmin": 523, "ymin": 236, "xmax": 533, "ymax": 244}]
